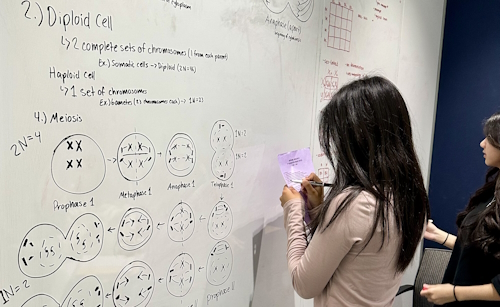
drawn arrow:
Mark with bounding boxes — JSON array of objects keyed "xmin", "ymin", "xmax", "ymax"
[
  {"xmin": 107, "ymin": 158, "xmax": 117, "ymax": 163},
  {"xmin": 199, "ymin": 215, "xmax": 206, "ymax": 222},
  {"xmin": 157, "ymin": 222, "xmax": 165, "ymax": 230},
  {"xmin": 198, "ymin": 266, "xmax": 204, "ymax": 272},
  {"xmin": 105, "ymin": 293, "xmax": 111, "ymax": 299},
  {"xmin": 108, "ymin": 227, "xmax": 115, "ymax": 233},
  {"xmin": 220, "ymin": 194, "xmax": 224, "ymax": 200},
  {"xmin": 158, "ymin": 278, "xmax": 164, "ymax": 283}
]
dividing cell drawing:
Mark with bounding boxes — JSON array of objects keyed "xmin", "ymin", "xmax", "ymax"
[
  {"xmin": 118, "ymin": 208, "xmax": 153, "ymax": 251},
  {"xmin": 21, "ymin": 275, "xmax": 103, "ymax": 307},
  {"xmin": 206, "ymin": 241, "xmax": 233, "ymax": 286},
  {"xmin": 113, "ymin": 261, "xmax": 155, "ymax": 307},
  {"xmin": 61, "ymin": 275, "xmax": 104, "ymax": 307},
  {"xmin": 166, "ymin": 133, "xmax": 196, "ymax": 177},
  {"xmin": 166, "ymin": 253, "xmax": 195, "ymax": 297},
  {"xmin": 210, "ymin": 120, "xmax": 235, "ymax": 181},
  {"xmin": 51, "ymin": 134, "xmax": 106, "ymax": 194},
  {"xmin": 18, "ymin": 213, "xmax": 104, "ymax": 278},
  {"xmin": 263, "ymin": 0, "xmax": 314, "ymax": 22},
  {"xmin": 167, "ymin": 202, "xmax": 195, "ymax": 242},
  {"xmin": 208, "ymin": 201, "xmax": 233, "ymax": 240},
  {"xmin": 117, "ymin": 133, "xmax": 156, "ymax": 182},
  {"xmin": 18, "ymin": 224, "xmax": 65, "ymax": 278},
  {"xmin": 21, "ymin": 294, "xmax": 59, "ymax": 307},
  {"xmin": 21, "ymin": 294, "xmax": 60, "ymax": 307}
]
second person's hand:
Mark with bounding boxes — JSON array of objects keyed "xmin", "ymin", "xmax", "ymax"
[{"xmin": 424, "ymin": 220, "xmax": 446, "ymax": 243}]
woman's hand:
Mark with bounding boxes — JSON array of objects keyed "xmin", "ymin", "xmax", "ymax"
[
  {"xmin": 280, "ymin": 185, "xmax": 301, "ymax": 207},
  {"xmin": 424, "ymin": 219, "xmax": 448, "ymax": 243},
  {"xmin": 420, "ymin": 283, "xmax": 456, "ymax": 305},
  {"xmin": 424, "ymin": 219, "xmax": 441, "ymax": 241},
  {"xmin": 301, "ymin": 173, "xmax": 324, "ymax": 210}
]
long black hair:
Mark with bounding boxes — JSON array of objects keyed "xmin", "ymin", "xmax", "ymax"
[
  {"xmin": 308, "ymin": 76, "xmax": 430, "ymax": 273},
  {"xmin": 457, "ymin": 112, "xmax": 500, "ymax": 259}
]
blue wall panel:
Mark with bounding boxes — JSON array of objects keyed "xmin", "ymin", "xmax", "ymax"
[{"xmin": 427, "ymin": 0, "xmax": 500, "ymax": 248}]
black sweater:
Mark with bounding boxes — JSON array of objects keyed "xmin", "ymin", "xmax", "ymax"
[{"xmin": 442, "ymin": 197, "xmax": 500, "ymax": 306}]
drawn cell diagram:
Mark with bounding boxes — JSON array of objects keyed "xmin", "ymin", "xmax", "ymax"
[
  {"xmin": 113, "ymin": 261, "xmax": 155, "ymax": 307},
  {"xmin": 18, "ymin": 213, "xmax": 104, "ymax": 278},
  {"xmin": 166, "ymin": 253, "xmax": 195, "ymax": 297},
  {"xmin": 117, "ymin": 133, "xmax": 156, "ymax": 181},
  {"xmin": 210, "ymin": 120, "xmax": 235, "ymax": 181},
  {"xmin": 18, "ymin": 224, "xmax": 65, "ymax": 278},
  {"xmin": 320, "ymin": 75, "xmax": 339, "ymax": 102},
  {"xmin": 61, "ymin": 275, "xmax": 104, "ymax": 307},
  {"xmin": 263, "ymin": 0, "xmax": 314, "ymax": 22},
  {"xmin": 327, "ymin": 1, "xmax": 353, "ymax": 51},
  {"xmin": 210, "ymin": 120, "xmax": 234, "ymax": 151},
  {"xmin": 118, "ymin": 208, "xmax": 153, "ymax": 251},
  {"xmin": 22, "ymin": 275, "xmax": 103, "ymax": 307},
  {"xmin": 51, "ymin": 134, "xmax": 106, "ymax": 194},
  {"xmin": 22, "ymin": 294, "xmax": 60, "ymax": 307},
  {"xmin": 208, "ymin": 201, "xmax": 233, "ymax": 240},
  {"xmin": 166, "ymin": 133, "xmax": 196, "ymax": 177},
  {"xmin": 167, "ymin": 202, "xmax": 195, "ymax": 242},
  {"xmin": 67, "ymin": 213, "xmax": 104, "ymax": 261},
  {"xmin": 206, "ymin": 241, "xmax": 233, "ymax": 286}
]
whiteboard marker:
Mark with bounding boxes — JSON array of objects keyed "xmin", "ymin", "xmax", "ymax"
[{"xmin": 291, "ymin": 179, "xmax": 333, "ymax": 187}]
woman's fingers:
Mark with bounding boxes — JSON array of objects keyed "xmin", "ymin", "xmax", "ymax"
[
  {"xmin": 302, "ymin": 179, "xmax": 316, "ymax": 195},
  {"xmin": 305, "ymin": 172, "xmax": 322, "ymax": 183}
]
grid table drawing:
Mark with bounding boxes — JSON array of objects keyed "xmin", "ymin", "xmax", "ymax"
[
  {"xmin": 318, "ymin": 167, "xmax": 330, "ymax": 182},
  {"xmin": 328, "ymin": 2, "xmax": 353, "ymax": 51}
]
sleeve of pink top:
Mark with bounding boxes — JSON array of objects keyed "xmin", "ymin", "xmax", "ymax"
[{"xmin": 282, "ymin": 194, "xmax": 373, "ymax": 299}]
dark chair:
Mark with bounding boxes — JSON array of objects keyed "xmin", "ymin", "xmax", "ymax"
[{"xmin": 397, "ymin": 248, "xmax": 452, "ymax": 307}]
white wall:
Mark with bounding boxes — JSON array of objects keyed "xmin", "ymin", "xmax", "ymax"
[{"xmin": 394, "ymin": 0, "xmax": 446, "ymax": 306}]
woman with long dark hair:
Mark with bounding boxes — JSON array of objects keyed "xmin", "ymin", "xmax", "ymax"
[
  {"xmin": 280, "ymin": 76, "xmax": 430, "ymax": 306},
  {"xmin": 420, "ymin": 112, "xmax": 500, "ymax": 306}
]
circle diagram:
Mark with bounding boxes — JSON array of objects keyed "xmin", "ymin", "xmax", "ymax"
[
  {"xmin": 22, "ymin": 276, "xmax": 104, "ymax": 307},
  {"xmin": 208, "ymin": 201, "xmax": 233, "ymax": 240},
  {"xmin": 206, "ymin": 241, "xmax": 233, "ymax": 286},
  {"xmin": 117, "ymin": 208, "xmax": 153, "ymax": 251},
  {"xmin": 210, "ymin": 120, "xmax": 234, "ymax": 151},
  {"xmin": 210, "ymin": 120, "xmax": 235, "ymax": 181},
  {"xmin": 117, "ymin": 133, "xmax": 156, "ymax": 182},
  {"xmin": 166, "ymin": 133, "xmax": 196, "ymax": 177},
  {"xmin": 67, "ymin": 213, "xmax": 104, "ymax": 262},
  {"xmin": 167, "ymin": 202, "xmax": 195, "ymax": 242},
  {"xmin": 62, "ymin": 275, "xmax": 104, "ymax": 307},
  {"xmin": 18, "ymin": 224, "xmax": 66, "ymax": 278},
  {"xmin": 51, "ymin": 134, "xmax": 106, "ymax": 194},
  {"xmin": 211, "ymin": 150, "xmax": 235, "ymax": 181},
  {"xmin": 22, "ymin": 294, "xmax": 59, "ymax": 307},
  {"xmin": 166, "ymin": 253, "xmax": 195, "ymax": 297},
  {"xmin": 18, "ymin": 213, "xmax": 104, "ymax": 278},
  {"xmin": 112, "ymin": 261, "xmax": 155, "ymax": 307}
]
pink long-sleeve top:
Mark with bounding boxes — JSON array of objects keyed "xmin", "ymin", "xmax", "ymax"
[{"xmin": 283, "ymin": 190, "xmax": 403, "ymax": 306}]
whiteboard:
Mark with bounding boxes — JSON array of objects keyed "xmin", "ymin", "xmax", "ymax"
[
  {"xmin": 0, "ymin": 0, "xmax": 445, "ymax": 306},
  {"xmin": 312, "ymin": 0, "xmax": 405, "ymax": 177},
  {"xmin": 0, "ymin": 0, "xmax": 320, "ymax": 306}
]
